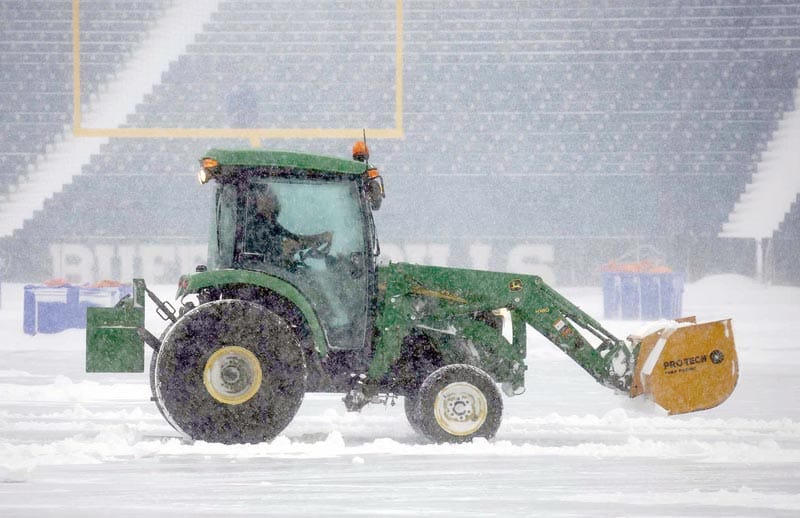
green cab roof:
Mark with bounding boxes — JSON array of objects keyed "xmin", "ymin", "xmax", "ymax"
[{"xmin": 202, "ymin": 148, "xmax": 368, "ymax": 176}]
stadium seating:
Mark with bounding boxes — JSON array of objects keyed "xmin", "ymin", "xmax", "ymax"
[
  {"xmin": 1, "ymin": 0, "xmax": 799, "ymax": 282},
  {"xmin": 0, "ymin": 0, "xmax": 169, "ymax": 195}
]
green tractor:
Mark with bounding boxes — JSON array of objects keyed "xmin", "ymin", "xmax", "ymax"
[{"xmin": 86, "ymin": 146, "xmax": 739, "ymax": 444}]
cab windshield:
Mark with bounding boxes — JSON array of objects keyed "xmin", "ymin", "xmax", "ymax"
[{"xmin": 242, "ymin": 178, "xmax": 364, "ymax": 265}]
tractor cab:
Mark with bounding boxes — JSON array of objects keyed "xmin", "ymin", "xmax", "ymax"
[{"xmin": 198, "ymin": 148, "xmax": 383, "ymax": 353}]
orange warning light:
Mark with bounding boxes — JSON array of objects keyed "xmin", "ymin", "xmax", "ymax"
[{"xmin": 352, "ymin": 141, "xmax": 369, "ymax": 162}]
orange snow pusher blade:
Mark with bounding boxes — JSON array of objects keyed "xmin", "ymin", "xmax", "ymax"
[{"xmin": 629, "ymin": 319, "xmax": 738, "ymax": 415}]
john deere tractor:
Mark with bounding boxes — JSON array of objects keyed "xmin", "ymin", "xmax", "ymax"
[{"xmin": 86, "ymin": 146, "xmax": 738, "ymax": 444}]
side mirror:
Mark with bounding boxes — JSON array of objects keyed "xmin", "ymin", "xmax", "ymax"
[{"xmin": 366, "ymin": 178, "xmax": 384, "ymax": 210}]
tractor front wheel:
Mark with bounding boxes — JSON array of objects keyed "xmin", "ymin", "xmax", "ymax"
[
  {"xmin": 414, "ymin": 364, "xmax": 503, "ymax": 443},
  {"xmin": 153, "ymin": 299, "xmax": 306, "ymax": 444},
  {"xmin": 403, "ymin": 392, "xmax": 426, "ymax": 435}
]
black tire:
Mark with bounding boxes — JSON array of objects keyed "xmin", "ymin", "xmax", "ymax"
[
  {"xmin": 153, "ymin": 299, "xmax": 306, "ymax": 444},
  {"xmin": 416, "ymin": 364, "xmax": 503, "ymax": 443},
  {"xmin": 149, "ymin": 328, "xmax": 170, "ymax": 423},
  {"xmin": 395, "ymin": 333, "xmax": 442, "ymax": 436},
  {"xmin": 403, "ymin": 391, "xmax": 426, "ymax": 435}
]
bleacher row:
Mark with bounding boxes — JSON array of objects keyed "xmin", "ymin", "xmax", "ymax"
[
  {"xmin": 1, "ymin": 0, "xmax": 799, "ymax": 280},
  {"xmin": 0, "ymin": 0, "xmax": 170, "ymax": 194}
]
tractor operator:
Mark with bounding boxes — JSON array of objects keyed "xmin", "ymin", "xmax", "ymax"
[{"xmin": 246, "ymin": 183, "xmax": 332, "ymax": 266}]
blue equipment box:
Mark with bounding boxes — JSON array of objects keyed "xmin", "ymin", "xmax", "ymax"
[
  {"xmin": 23, "ymin": 283, "xmax": 132, "ymax": 335},
  {"xmin": 602, "ymin": 271, "xmax": 684, "ymax": 320}
]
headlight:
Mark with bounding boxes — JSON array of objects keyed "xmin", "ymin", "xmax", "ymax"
[
  {"xmin": 198, "ymin": 168, "xmax": 212, "ymax": 184},
  {"xmin": 198, "ymin": 158, "xmax": 219, "ymax": 184}
]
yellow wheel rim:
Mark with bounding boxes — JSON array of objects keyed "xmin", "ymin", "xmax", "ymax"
[
  {"xmin": 203, "ymin": 346, "xmax": 263, "ymax": 405},
  {"xmin": 433, "ymin": 381, "xmax": 488, "ymax": 436}
]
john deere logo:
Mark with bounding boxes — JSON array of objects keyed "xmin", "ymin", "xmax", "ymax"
[
  {"xmin": 509, "ymin": 279, "xmax": 523, "ymax": 292},
  {"xmin": 710, "ymin": 349, "xmax": 725, "ymax": 364}
]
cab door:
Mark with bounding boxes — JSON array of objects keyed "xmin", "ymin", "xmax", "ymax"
[{"xmin": 240, "ymin": 176, "xmax": 372, "ymax": 352}]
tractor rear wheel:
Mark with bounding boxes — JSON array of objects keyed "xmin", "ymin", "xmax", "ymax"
[
  {"xmin": 415, "ymin": 364, "xmax": 503, "ymax": 443},
  {"xmin": 153, "ymin": 299, "xmax": 306, "ymax": 444}
]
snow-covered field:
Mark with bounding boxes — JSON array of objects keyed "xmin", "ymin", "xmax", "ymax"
[{"xmin": 1, "ymin": 275, "xmax": 799, "ymax": 517}]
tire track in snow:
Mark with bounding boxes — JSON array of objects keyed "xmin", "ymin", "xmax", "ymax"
[{"xmin": 2, "ymin": 393, "xmax": 799, "ymax": 473}]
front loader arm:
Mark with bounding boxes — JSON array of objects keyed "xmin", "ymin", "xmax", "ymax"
[
  {"xmin": 373, "ymin": 263, "xmax": 738, "ymax": 415},
  {"xmin": 372, "ymin": 263, "xmax": 633, "ymax": 394},
  {"xmin": 510, "ymin": 279, "xmax": 633, "ymax": 391}
]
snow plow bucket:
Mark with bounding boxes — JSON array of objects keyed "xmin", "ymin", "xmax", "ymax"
[{"xmin": 629, "ymin": 319, "xmax": 738, "ymax": 415}]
